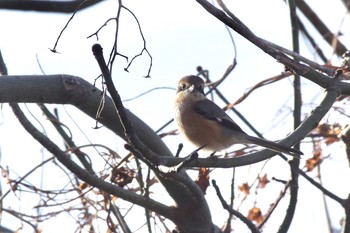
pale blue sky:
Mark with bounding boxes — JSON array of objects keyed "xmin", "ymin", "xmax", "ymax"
[{"xmin": 0, "ymin": 0, "xmax": 349, "ymax": 232}]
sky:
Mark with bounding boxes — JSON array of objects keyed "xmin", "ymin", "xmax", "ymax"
[{"xmin": 0, "ymin": 0, "xmax": 350, "ymax": 232}]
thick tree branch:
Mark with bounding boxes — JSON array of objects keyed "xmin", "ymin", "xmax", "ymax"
[
  {"xmin": 0, "ymin": 75, "xmax": 215, "ymax": 231},
  {"xmin": 0, "ymin": 0, "xmax": 104, "ymax": 13},
  {"xmin": 0, "ymin": 74, "xmax": 344, "ymax": 168},
  {"xmin": 196, "ymin": 0, "xmax": 350, "ymax": 93},
  {"xmin": 0, "ymin": 75, "xmax": 171, "ymax": 157},
  {"xmin": 9, "ymin": 103, "xmax": 177, "ymax": 221},
  {"xmin": 91, "ymin": 44, "xmax": 215, "ymax": 232},
  {"xmin": 92, "ymin": 44, "xmax": 152, "ymax": 161}
]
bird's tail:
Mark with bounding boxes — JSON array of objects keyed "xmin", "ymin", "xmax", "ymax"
[{"xmin": 246, "ymin": 136, "xmax": 303, "ymax": 157}]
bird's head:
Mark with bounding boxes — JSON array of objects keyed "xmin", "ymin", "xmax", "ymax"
[{"xmin": 176, "ymin": 75, "xmax": 205, "ymax": 95}]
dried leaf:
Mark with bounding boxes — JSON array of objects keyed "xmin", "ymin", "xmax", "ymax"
[
  {"xmin": 1, "ymin": 166, "xmax": 9, "ymax": 178},
  {"xmin": 313, "ymin": 123, "xmax": 331, "ymax": 135},
  {"xmin": 110, "ymin": 167, "xmax": 134, "ymax": 188},
  {"xmin": 239, "ymin": 182, "xmax": 250, "ymax": 196},
  {"xmin": 313, "ymin": 123, "xmax": 341, "ymax": 141},
  {"xmin": 258, "ymin": 174, "xmax": 269, "ymax": 189},
  {"xmin": 305, "ymin": 150, "xmax": 322, "ymax": 172},
  {"xmin": 324, "ymin": 136, "xmax": 339, "ymax": 145},
  {"xmin": 195, "ymin": 167, "xmax": 210, "ymax": 194},
  {"xmin": 247, "ymin": 207, "xmax": 264, "ymax": 224},
  {"xmin": 79, "ymin": 182, "xmax": 89, "ymax": 190}
]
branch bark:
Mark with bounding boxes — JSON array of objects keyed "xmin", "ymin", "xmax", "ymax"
[
  {"xmin": 196, "ymin": 0, "xmax": 350, "ymax": 91},
  {"xmin": 9, "ymin": 102, "xmax": 177, "ymax": 220},
  {"xmin": 295, "ymin": 0, "xmax": 348, "ymax": 57},
  {"xmin": 0, "ymin": 75, "xmax": 170, "ymax": 157},
  {"xmin": 0, "ymin": 74, "xmax": 345, "ymax": 168},
  {"xmin": 0, "ymin": 0, "xmax": 104, "ymax": 13},
  {"xmin": 0, "ymin": 74, "xmax": 216, "ymax": 232},
  {"xmin": 164, "ymin": 85, "xmax": 341, "ymax": 168}
]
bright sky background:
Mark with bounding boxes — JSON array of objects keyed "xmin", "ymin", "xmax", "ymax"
[{"xmin": 0, "ymin": 0, "xmax": 350, "ymax": 232}]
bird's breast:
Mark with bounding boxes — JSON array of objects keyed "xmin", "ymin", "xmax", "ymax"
[{"xmin": 174, "ymin": 96, "xmax": 233, "ymax": 151}]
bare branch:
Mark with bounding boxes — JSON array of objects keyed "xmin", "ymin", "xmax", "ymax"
[
  {"xmin": 295, "ymin": 0, "xmax": 348, "ymax": 57},
  {"xmin": 91, "ymin": 44, "xmax": 216, "ymax": 232},
  {"xmin": 0, "ymin": 75, "xmax": 172, "ymax": 157},
  {"xmin": 49, "ymin": 0, "xmax": 91, "ymax": 53},
  {"xmin": 196, "ymin": 0, "xmax": 350, "ymax": 92},
  {"xmin": 0, "ymin": 0, "xmax": 104, "ymax": 13},
  {"xmin": 277, "ymin": 1, "xmax": 302, "ymax": 231},
  {"xmin": 122, "ymin": 6, "xmax": 153, "ymax": 77},
  {"xmin": 9, "ymin": 103, "xmax": 177, "ymax": 220},
  {"xmin": 224, "ymin": 72, "xmax": 292, "ymax": 109},
  {"xmin": 212, "ymin": 180, "xmax": 260, "ymax": 233},
  {"xmin": 0, "ymin": 74, "xmax": 344, "ymax": 168},
  {"xmin": 92, "ymin": 44, "xmax": 160, "ymax": 167}
]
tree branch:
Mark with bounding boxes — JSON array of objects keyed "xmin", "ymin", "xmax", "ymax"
[
  {"xmin": 0, "ymin": 74, "xmax": 343, "ymax": 168},
  {"xmin": 91, "ymin": 44, "xmax": 216, "ymax": 232},
  {"xmin": 295, "ymin": 0, "xmax": 348, "ymax": 57},
  {"xmin": 277, "ymin": 1, "xmax": 301, "ymax": 232},
  {"xmin": 0, "ymin": 0, "xmax": 104, "ymax": 13},
  {"xmin": 164, "ymin": 83, "xmax": 341, "ymax": 167},
  {"xmin": 0, "ymin": 75, "xmax": 172, "ymax": 157},
  {"xmin": 0, "ymin": 74, "xmax": 216, "ymax": 230},
  {"xmin": 9, "ymin": 103, "xmax": 177, "ymax": 220},
  {"xmin": 196, "ymin": 0, "xmax": 350, "ymax": 93},
  {"xmin": 212, "ymin": 180, "xmax": 259, "ymax": 233}
]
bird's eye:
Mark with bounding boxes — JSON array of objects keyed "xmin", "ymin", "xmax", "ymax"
[
  {"xmin": 181, "ymin": 83, "xmax": 187, "ymax": 90},
  {"xmin": 198, "ymin": 85, "xmax": 204, "ymax": 93}
]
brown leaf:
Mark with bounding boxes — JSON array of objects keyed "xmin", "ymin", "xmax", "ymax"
[
  {"xmin": 324, "ymin": 136, "xmax": 340, "ymax": 145},
  {"xmin": 79, "ymin": 182, "xmax": 89, "ymax": 190},
  {"xmin": 239, "ymin": 182, "xmax": 250, "ymax": 196},
  {"xmin": 305, "ymin": 150, "xmax": 323, "ymax": 172},
  {"xmin": 110, "ymin": 167, "xmax": 134, "ymax": 188},
  {"xmin": 195, "ymin": 167, "xmax": 210, "ymax": 194},
  {"xmin": 247, "ymin": 207, "xmax": 264, "ymax": 224},
  {"xmin": 313, "ymin": 123, "xmax": 331, "ymax": 135},
  {"xmin": 258, "ymin": 174, "xmax": 270, "ymax": 189},
  {"xmin": 312, "ymin": 123, "xmax": 341, "ymax": 143}
]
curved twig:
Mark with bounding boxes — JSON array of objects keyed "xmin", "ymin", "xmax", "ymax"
[
  {"xmin": 9, "ymin": 103, "xmax": 177, "ymax": 220},
  {"xmin": 212, "ymin": 180, "xmax": 260, "ymax": 233}
]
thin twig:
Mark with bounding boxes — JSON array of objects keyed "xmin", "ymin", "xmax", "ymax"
[
  {"xmin": 196, "ymin": 0, "xmax": 338, "ymax": 88},
  {"xmin": 49, "ymin": 0, "xmax": 89, "ymax": 53},
  {"xmin": 212, "ymin": 180, "xmax": 260, "ymax": 233},
  {"xmin": 122, "ymin": 6, "xmax": 153, "ymax": 77},
  {"xmin": 223, "ymin": 168, "xmax": 236, "ymax": 233},
  {"xmin": 223, "ymin": 72, "xmax": 293, "ymax": 110},
  {"xmin": 9, "ymin": 103, "xmax": 175, "ymax": 219},
  {"xmin": 298, "ymin": 169, "xmax": 345, "ymax": 204},
  {"xmin": 258, "ymin": 181, "xmax": 291, "ymax": 229}
]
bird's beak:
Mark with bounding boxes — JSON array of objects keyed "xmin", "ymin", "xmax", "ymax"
[{"xmin": 189, "ymin": 84, "xmax": 195, "ymax": 92}]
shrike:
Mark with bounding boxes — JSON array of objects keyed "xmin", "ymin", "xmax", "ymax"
[{"xmin": 174, "ymin": 75, "xmax": 302, "ymax": 156}]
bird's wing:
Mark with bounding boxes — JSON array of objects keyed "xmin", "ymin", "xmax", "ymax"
[{"xmin": 193, "ymin": 99, "xmax": 246, "ymax": 134}]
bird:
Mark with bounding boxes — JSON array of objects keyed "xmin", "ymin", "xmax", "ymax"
[{"xmin": 173, "ymin": 75, "xmax": 303, "ymax": 156}]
